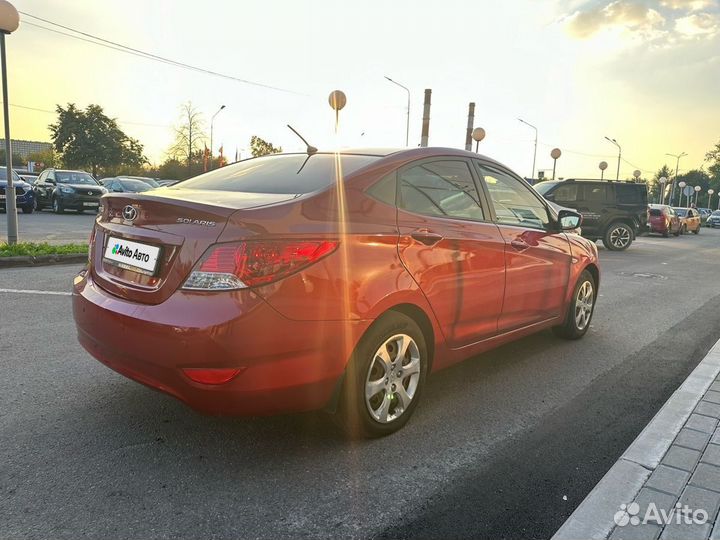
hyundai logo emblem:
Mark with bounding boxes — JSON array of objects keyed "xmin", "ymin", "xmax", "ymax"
[{"xmin": 122, "ymin": 205, "xmax": 138, "ymax": 222}]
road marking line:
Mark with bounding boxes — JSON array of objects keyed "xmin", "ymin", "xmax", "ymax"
[{"xmin": 0, "ymin": 288, "xmax": 72, "ymax": 296}]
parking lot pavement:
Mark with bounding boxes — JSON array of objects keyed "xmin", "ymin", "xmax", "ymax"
[
  {"xmin": 0, "ymin": 210, "xmax": 96, "ymax": 244},
  {"xmin": 2, "ymin": 229, "xmax": 720, "ymax": 540}
]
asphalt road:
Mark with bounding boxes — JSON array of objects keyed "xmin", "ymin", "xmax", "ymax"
[
  {"xmin": 2, "ymin": 229, "xmax": 720, "ymax": 540},
  {"xmin": 0, "ymin": 210, "xmax": 96, "ymax": 245}
]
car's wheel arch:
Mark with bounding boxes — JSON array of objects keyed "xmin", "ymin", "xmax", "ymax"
[{"xmin": 323, "ymin": 302, "xmax": 437, "ymax": 414}]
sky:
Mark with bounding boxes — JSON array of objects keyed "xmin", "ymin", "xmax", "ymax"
[{"xmin": 8, "ymin": 0, "xmax": 720, "ymax": 179}]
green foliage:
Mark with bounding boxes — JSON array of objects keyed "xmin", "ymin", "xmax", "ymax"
[
  {"xmin": 0, "ymin": 149, "xmax": 24, "ymax": 167},
  {"xmin": 49, "ymin": 104, "xmax": 147, "ymax": 176},
  {"xmin": 705, "ymin": 139, "xmax": 720, "ymax": 185},
  {"xmin": 0, "ymin": 242, "xmax": 88, "ymax": 257},
  {"xmin": 250, "ymin": 135, "xmax": 282, "ymax": 157},
  {"xmin": 26, "ymin": 148, "xmax": 56, "ymax": 169}
]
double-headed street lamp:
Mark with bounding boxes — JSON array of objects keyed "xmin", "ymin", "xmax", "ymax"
[
  {"xmin": 209, "ymin": 105, "xmax": 226, "ymax": 170},
  {"xmin": 384, "ymin": 76, "xmax": 410, "ymax": 147},
  {"xmin": 666, "ymin": 152, "xmax": 687, "ymax": 206},
  {"xmin": 518, "ymin": 118, "xmax": 537, "ymax": 180},
  {"xmin": 0, "ymin": 0, "xmax": 18, "ymax": 245},
  {"xmin": 604, "ymin": 136, "xmax": 621, "ymax": 180}
]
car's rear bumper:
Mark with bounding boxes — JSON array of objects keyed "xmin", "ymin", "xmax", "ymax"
[{"xmin": 72, "ymin": 270, "xmax": 370, "ymax": 416}]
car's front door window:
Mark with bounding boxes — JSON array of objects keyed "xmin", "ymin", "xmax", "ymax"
[{"xmin": 478, "ymin": 165, "xmax": 549, "ymax": 229}]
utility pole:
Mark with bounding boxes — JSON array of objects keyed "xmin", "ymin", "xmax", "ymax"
[
  {"xmin": 518, "ymin": 118, "xmax": 537, "ymax": 180},
  {"xmin": 605, "ymin": 137, "xmax": 621, "ymax": 180},
  {"xmin": 209, "ymin": 105, "xmax": 226, "ymax": 170},
  {"xmin": 464, "ymin": 102, "xmax": 475, "ymax": 151},
  {"xmin": 666, "ymin": 152, "xmax": 687, "ymax": 206},
  {"xmin": 384, "ymin": 76, "xmax": 410, "ymax": 146},
  {"xmin": 420, "ymin": 89, "xmax": 431, "ymax": 147}
]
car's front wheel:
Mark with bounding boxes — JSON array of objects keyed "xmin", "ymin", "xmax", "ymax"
[
  {"xmin": 553, "ymin": 270, "xmax": 596, "ymax": 340},
  {"xmin": 52, "ymin": 197, "xmax": 64, "ymax": 214},
  {"xmin": 335, "ymin": 311, "xmax": 428, "ymax": 438},
  {"xmin": 602, "ymin": 223, "xmax": 633, "ymax": 251}
]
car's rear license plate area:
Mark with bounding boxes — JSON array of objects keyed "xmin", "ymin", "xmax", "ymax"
[{"xmin": 103, "ymin": 236, "xmax": 161, "ymax": 276}]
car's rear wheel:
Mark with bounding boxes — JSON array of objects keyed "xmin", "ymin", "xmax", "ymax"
[
  {"xmin": 34, "ymin": 198, "xmax": 42, "ymax": 212},
  {"xmin": 602, "ymin": 223, "xmax": 632, "ymax": 251},
  {"xmin": 334, "ymin": 311, "xmax": 428, "ymax": 438},
  {"xmin": 552, "ymin": 270, "xmax": 596, "ymax": 340},
  {"xmin": 22, "ymin": 204, "xmax": 33, "ymax": 214},
  {"xmin": 693, "ymin": 225, "xmax": 700, "ymax": 235}
]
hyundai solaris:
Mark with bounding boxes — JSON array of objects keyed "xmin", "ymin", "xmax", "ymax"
[{"xmin": 72, "ymin": 147, "xmax": 599, "ymax": 437}]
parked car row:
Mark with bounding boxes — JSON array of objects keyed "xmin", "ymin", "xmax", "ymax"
[
  {"xmin": 646, "ymin": 205, "xmax": 703, "ymax": 236},
  {"xmin": 0, "ymin": 167, "xmax": 180, "ymax": 214}
]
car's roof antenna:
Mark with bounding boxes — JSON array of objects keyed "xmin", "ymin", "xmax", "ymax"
[{"xmin": 287, "ymin": 125, "xmax": 318, "ymax": 155}]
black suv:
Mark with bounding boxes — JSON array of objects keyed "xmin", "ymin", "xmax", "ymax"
[
  {"xmin": 534, "ymin": 179, "xmax": 648, "ymax": 251},
  {"xmin": 33, "ymin": 169, "xmax": 106, "ymax": 213}
]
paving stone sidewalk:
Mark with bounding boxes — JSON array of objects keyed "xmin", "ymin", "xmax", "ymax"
[{"xmin": 554, "ymin": 340, "xmax": 720, "ymax": 540}]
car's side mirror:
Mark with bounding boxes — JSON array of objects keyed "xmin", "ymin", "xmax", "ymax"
[{"xmin": 558, "ymin": 209, "xmax": 582, "ymax": 230}]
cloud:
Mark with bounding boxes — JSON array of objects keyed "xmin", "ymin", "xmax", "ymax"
[
  {"xmin": 660, "ymin": 0, "xmax": 714, "ymax": 11},
  {"xmin": 675, "ymin": 11, "xmax": 720, "ymax": 36},
  {"xmin": 566, "ymin": 1, "xmax": 666, "ymax": 39}
]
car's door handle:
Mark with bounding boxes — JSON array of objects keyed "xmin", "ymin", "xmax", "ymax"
[
  {"xmin": 411, "ymin": 229, "xmax": 444, "ymax": 246},
  {"xmin": 510, "ymin": 238, "xmax": 529, "ymax": 251}
]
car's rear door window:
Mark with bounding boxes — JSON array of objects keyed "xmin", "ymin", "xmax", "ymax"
[
  {"xmin": 553, "ymin": 184, "xmax": 578, "ymax": 202},
  {"xmin": 582, "ymin": 184, "xmax": 610, "ymax": 202},
  {"xmin": 398, "ymin": 160, "xmax": 484, "ymax": 221},
  {"xmin": 615, "ymin": 184, "xmax": 645, "ymax": 204}
]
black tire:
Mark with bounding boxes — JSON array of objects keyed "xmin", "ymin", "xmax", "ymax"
[
  {"xmin": 693, "ymin": 225, "xmax": 699, "ymax": 235},
  {"xmin": 552, "ymin": 270, "xmax": 596, "ymax": 340},
  {"xmin": 333, "ymin": 311, "xmax": 428, "ymax": 438},
  {"xmin": 77, "ymin": 208, "xmax": 84, "ymax": 214},
  {"xmin": 22, "ymin": 205, "xmax": 33, "ymax": 214},
  {"xmin": 52, "ymin": 197, "xmax": 64, "ymax": 214},
  {"xmin": 34, "ymin": 198, "xmax": 42, "ymax": 212},
  {"xmin": 673, "ymin": 226, "xmax": 681, "ymax": 237},
  {"xmin": 662, "ymin": 230, "xmax": 669, "ymax": 238},
  {"xmin": 602, "ymin": 222, "xmax": 633, "ymax": 251}
]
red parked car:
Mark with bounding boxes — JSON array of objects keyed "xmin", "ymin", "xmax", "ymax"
[
  {"xmin": 72, "ymin": 148, "xmax": 599, "ymax": 437},
  {"xmin": 647, "ymin": 204, "xmax": 681, "ymax": 237}
]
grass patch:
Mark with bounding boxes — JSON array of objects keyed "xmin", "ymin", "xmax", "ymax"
[{"xmin": 0, "ymin": 242, "xmax": 88, "ymax": 257}]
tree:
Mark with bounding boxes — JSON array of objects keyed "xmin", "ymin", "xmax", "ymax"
[
  {"xmin": 26, "ymin": 148, "xmax": 56, "ymax": 170},
  {"xmin": 0, "ymin": 149, "xmax": 24, "ymax": 167},
  {"xmin": 250, "ymin": 135, "xmax": 282, "ymax": 157},
  {"xmin": 705, "ymin": 139, "xmax": 720, "ymax": 183},
  {"xmin": 49, "ymin": 103, "xmax": 146, "ymax": 177},
  {"xmin": 168, "ymin": 102, "xmax": 206, "ymax": 175},
  {"xmin": 649, "ymin": 165, "xmax": 673, "ymax": 203}
]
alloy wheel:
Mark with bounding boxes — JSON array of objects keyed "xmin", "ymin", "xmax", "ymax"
[
  {"xmin": 365, "ymin": 334, "xmax": 421, "ymax": 424},
  {"xmin": 609, "ymin": 226, "xmax": 631, "ymax": 249},
  {"xmin": 575, "ymin": 280, "xmax": 594, "ymax": 331}
]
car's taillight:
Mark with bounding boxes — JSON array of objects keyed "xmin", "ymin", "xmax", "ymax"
[{"xmin": 182, "ymin": 240, "xmax": 338, "ymax": 291}]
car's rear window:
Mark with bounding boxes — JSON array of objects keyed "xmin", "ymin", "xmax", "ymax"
[
  {"xmin": 648, "ymin": 208, "xmax": 663, "ymax": 217},
  {"xmin": 674, "ymin": 208, "xmax": 688, "ymax": 217},
  {"xmin": 178, "ymin": 153, "xmax": 381, "ymax": 194}
]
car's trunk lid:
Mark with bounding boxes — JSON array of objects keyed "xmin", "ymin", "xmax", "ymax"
[{"xmin": 91, "ymin": 189, "xmax": 298, "ymax": 304}]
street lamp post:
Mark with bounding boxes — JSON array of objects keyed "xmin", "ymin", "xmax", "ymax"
[
  {"xmin": 604, "ymin": 136, "xmax": 621, "ymax": 180},
  {"xmin": 694, "ymin": 185, "xmax": 701, "ymax": 207},
  {"xmin": 0, "ymin": 1, "xmax": 18, "ymax": 245},
  {"xmin": 678, "ymin": 181, "xmax": 687, "ymax": 207},
  {"xmin": 599, "ymin": 161, "xmax": 608, "ymax": 180},
  {"xmin": 328, "ymin": 90, "xmax": 347, "ymax": 133},
  {"xmin": 518, "ymin": 118, "xmax": 537, "ymax": 180},
  {"xmin": 472, "ymin": 127, "xmax": 485, "ymax": 153},
  {"xmin": 666, "ymin": 152, "xmax": 687, "ymax": 206},
  {"xmin": 658, "ymin": 177, "xmax": 667, "ymax": 204},
  {"xmin": 384, "ymin": 76, "xmax": 410, "ymax": 146},
  {"xmin": 708, "ymin": 189, "xmax": 715, "ymax": 208},
  {"xmin": 209, "ymin": 104, "xmax": 226, "ymax": 170},
  {"xmin": 551, "ymin": 148, "xmax": 561, "ymax": 180}
]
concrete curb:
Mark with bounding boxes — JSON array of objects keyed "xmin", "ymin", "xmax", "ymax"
[
  {"xmin": 0, "ymin": 253, "xmax": 87, "ymax": 268},
  {"xmin": 553, "ymin": 339, "xmax": 720, "ymax": 540}
]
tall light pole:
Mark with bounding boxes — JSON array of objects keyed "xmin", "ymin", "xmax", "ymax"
[
  {"xmin": 658, "ymin": 177, "xmax": 667, "ymax": 204},
  {"xmin": 708, "ymin": 189, "xmax": 715, "ymax": 208},
  {"xmin": 472, "ymin": 127, "xmax": 485, "ymax": 153},
  {"xmin": 384, "ymin": 76, "xmax": 410, "ymax": 146},
  {"xmin": 694, "ymin": 185, "xmax": 701, "ymax": 207},
  {"xmin": 518, "ymin": 118, "xmax": 537, "ymax": 180},
  {"xmin": 604, "ymin": 136, "xmax": 621, "ymax": 180},
  {"xmin": 209, "ymin": 105, "xmax": 225, "ymax": 170},
  {"xmin": 0, "ymin": 1, "xmax": 18, "ymax": 245},
  {"xmin": 678, "ymin": 181, "xmax": 687, "ymax": 207},
  {"xmin": 666, "ymin": 152, "xmax": 687, "ymax": 206}
]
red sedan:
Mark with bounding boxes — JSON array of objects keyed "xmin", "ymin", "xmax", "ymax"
[{"xmin": 73, "ymin": 147, "xmax": 599, "ymax": 437}]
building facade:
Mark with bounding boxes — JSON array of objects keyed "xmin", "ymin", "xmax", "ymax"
[{"xmin": 0, "ymin": 139, "xmax": 52, "ymax": 159}]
